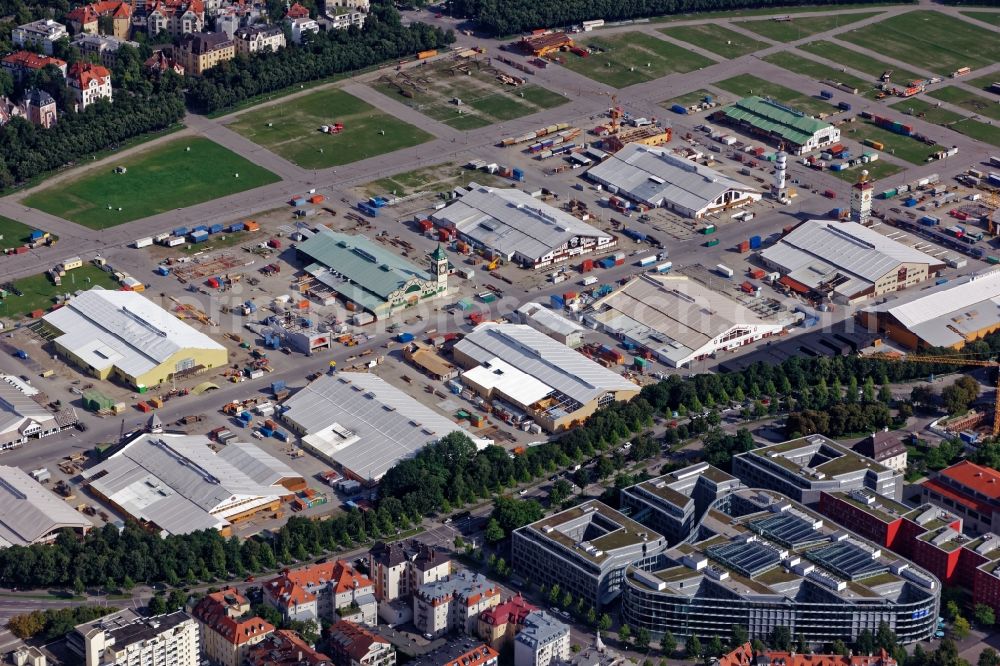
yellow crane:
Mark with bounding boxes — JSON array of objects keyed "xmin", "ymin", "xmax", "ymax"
[{"xmin": 869, "ymin": 352, "xmax": 1000, "ymax": 435}]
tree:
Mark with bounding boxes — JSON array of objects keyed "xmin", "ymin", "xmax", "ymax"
[
  {"xmin": 548, "ymin": 584, "xmax": 561, "ymax": 605},
  {"xmin": 147, "ymin": 595, "xmax": 167, "ymax": 615},
  {"xmin": 731, "ymin": 625, "xmax": 748, "ymax": 648},
  {"xmin": 662, "ymin": 631, "xmax": 677, "ymax": 656},
  {"xmin": 942, "ymin": 376, "xmax": 979, "ymax": 415},
  {"xmin": 618, "ymin": 623, "xmax": 631, "ymax": 645},
  {"xmin": 911, "ymin": 384, "xmax": 935, "ymax": 411},
  {"xmin": 586, "ymin": 607, "xmax": 596, "ymax": 626},
  {"xmin": 598, "ymin": 614, "xmax": 612, "ymax": 633},
  {"xmin": 769, "ymin": 626, "xmax": 791, "ymax": 652},
  {"xmin": 979, "ymin": 648, "xmax": 1000, "ymax": 666},
  {"xmin": 875, "ymin": 622, "xmax": 896, "ymax": 652},
  {"xmin": 685, "ymin": 634, "xmax": 702, "ymax": 658},
  {"xmin": 751, "ymin": 639, "xmax": 766, "ymax": 653},
  {"xmin": 73, "ymin": 577, "xmax": 85, "ymax": 596},
  {"xmin": 945, "ymin": 600, "xmax": 961, "ymax": 621},
  {"xmin": 951, "ymin": 616, "xmax": 971, "ymax": 640},
  {"xmin": 561, "ymin": 591, "xmax": 573, "ymax": 610},
  {"xmin": 636, "ymin": 627, "xmax": 650, "ymax": 651},
  {"xmin": 491, "ymin": 496, "xmax": 543, "ymax": 535},
  {"xmin": 974, "ymin": 603, "xmax": 996, "ymax": 627},
  {"xmin": 708, "ymin": 635, "xmax": 725, "ymax": 658},
  {"xmin": 831, "ymin": 640, "xmax": 849, "ymax": 657},
  {"xmin": 856, "ymin": 628, "xmax": 875, "ymax": 655},
  {"xmin": 484, "ymin": 518, "xmax": 505, "ymax": 544}
]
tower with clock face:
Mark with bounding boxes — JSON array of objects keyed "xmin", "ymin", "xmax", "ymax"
[{"xmin": 430, "ymin": 244, "xmax": 448, "ymax": 290}]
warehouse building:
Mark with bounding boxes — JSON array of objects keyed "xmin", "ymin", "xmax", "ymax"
[
  {"xmin": 621, "ymin": 487, "xmax": 940, "ymax": 644},
  {"xmin": 453, "ymin": 323, "xmax": 639, "ymax": 432},
  {"xmin": 514, "ymin": 302, "xmax": 586, "ymax": 348},
  {"xmin": 41, "ymin": 288, "xmax": 227, "ymax": 390},
  {"xmin": 82, "ymin": 433, "xmax": 305, "ymax": 536},
  {"xmin": 585, "ymin": 143, "xmax": 760, "ymax": 219},
  {"xmin": 512, "ymin": 500, "xmax": 667, "ymax": 609},
  {"xmin": 280, "ymin": 373, "xmax": 490, "ymax": 481},
  {"xmin": 584, "ymin": 275, "xmax": 789, "ymax": 368},
  {"xmin": 716, "ymin": 96, "xmax": 840, "ymax": 154},
  {"xmin": 0, "ymin": 381, "xmax": 61, "ymax": 450},
  {"xmin": 858, "ymin": 270, "xmax": 1000, "ymax": 350},
  {"xmin": 732, "ymin": 434, "xmax": 904, "ymax": 505},
  {"xmin": 430, "ymin": 186, "xmax": 615, "ymax": 269},
  {"xmin": 0, "ymin": 465, "xmax": 93, "ymax": 547},
  {"xmin": 297, "ymin": 230, "xmax": 448, "ymax": 320},
  {"xmin": 759, "ymin": 220, "xmax": 944, "ymax": 304}
]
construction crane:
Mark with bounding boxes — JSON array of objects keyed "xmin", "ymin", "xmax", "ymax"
[{"xmin": 869, "ymin": 352, "xmax": 1000, "ymax": 435}]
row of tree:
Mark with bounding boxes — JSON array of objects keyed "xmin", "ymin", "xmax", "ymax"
[
  {"xmin": 185, "ymin": 8, "xmax": 454, "ymax": 113},
  {"xmin": 445, "ymin": 0, "xmax": 911, "ymax": 36},
  {"xmin": 7, "ymin": 605, "xmax": 116, "ymax": 640}
]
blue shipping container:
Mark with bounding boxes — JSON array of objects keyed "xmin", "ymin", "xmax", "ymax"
[
  {"xmin": 155, "ymin": 266, "xmax": 171, "ymax": 276},
  {"xmin": 259, "ymin": 427, "xmax": 274, "ymax": 438},
  {"xmin": 209, "ymin": 224, "xmax": 224, "ymax": 234},
  {"xmin": 670, "ymin": 104, "xmax": 687, "ymax": 114},
  {"xmin": 190, "ymin": 231, "xmax": 209, "ymax": 242},
  {"xmin": 274, "ymin": 430, "xmax": 288, "ymax": 442},
  {"xmin": 550, "ymin": 295, "xmax": 565, "ymax": 308},
  {"xmin": 29, "ymin": 230, "xmax": 44, "ymax": 240},
  {"xmin": 397, "ymin": 332, "xmax": 415, "ymax": 343},
  {"xmin": 173, "ymin": 226, "xmax": 189, "ymax": 237},
  {"xmin": 838, "ymin": 102, "xmax": 852, "ymax": 111},
  {"xmin": 749, "ymin": 235, "xmax": 761, "ymax": 249},
  {"xmin": 598, "ymin": 258, "xmax": 616, "ymax": 269},
  {"xmin": 904, "ymin": 198, "xmax": 918, "ymax": 207},
  {"xmin": 193, "ymin": 225, "xmax": 208, "ymax": 233},
  {"xmin": 272, "ymin": 380, "xmax": 286, "ymax": 393},
  {"xmin": 228, "ymin": 222, "xmax": 245, "ymax": 232},
  {"xmin": 821, "ymin": 90, "xmax": 833, "ymax": 99}
]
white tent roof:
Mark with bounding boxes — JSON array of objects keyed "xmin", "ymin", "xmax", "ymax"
[{"xmin": 0, "ymin": 466, "xmax": 92, "ymax": 546}]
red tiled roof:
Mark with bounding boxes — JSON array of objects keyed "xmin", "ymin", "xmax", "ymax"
[
  {"xmin": 2, "ymin": 51, "xmax": 67, "ymax": 70},
  {"xmin": 246, "ymin": 630, "xmax": 330, "ymax": 666},
  {"xmin": 285, "ymin": 2, "xmax": 309, "ymax": 18},
  {"xmin": 68, "ymin": 1, "xmax": 131, "ymax": 21},
  {"xmin": 939, "ymin": 460, "xmax": 1000, "ymax": 502},
  {"xmin": 265, "ymin": 560, "xmax": 373, "ymax": 609},
  {"xmin": 480, "ymin": 594, "xmax": 536, "ymax": 627},
  {"xmin": 923, "ymin": 477, "xmax": 994, "ymax": 516},
  {"xmin": 328, "ymin": 621, "xmax": 388, "ymax": 661},
  {"xmin": 68, "ymin": 62, "xmax": 111, "ymax": 88},
  {"xmin": 193, "ymin": 587, "xmax": 275, "ymax": 646},
  {"xmin": 720, "ymin": 644, "xmax": 896, "ymax": 666}
]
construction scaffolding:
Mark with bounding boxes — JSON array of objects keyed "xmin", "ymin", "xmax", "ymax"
[{"xmin": 172, "ymin": 253, "xmax": 249, "ymax": 283}]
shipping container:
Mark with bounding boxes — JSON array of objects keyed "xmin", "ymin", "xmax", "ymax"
[
  {"xmin": 705, "ymin": 238, "xmax": 720, "ymax": 247},
  {"xmin": 173, "ymin": 226, "xmax": 189, "ymax": 237},
  {"xmin": 209, "ymin": 224, "xmax": 224, "ymax": 234},
  {"xmin": 580, "ymin": 259, "xmax": 594, "ymax": 273},
  {"xmin": 716, "ymin": 264, "xmax": 734, "ymax": 278},
  {"xmin": 670, "ymin": 104, "xmax": 688, "ymax": 114},
  {"xmin": 581, "ymin": 276, "xmax": 599, "ymax": 286},
  {"xmin": 838, "ymin": 101, "xmax": 852, "ymax": 111},
  {"xmin": 166, "ymin": 236, "xmax": 185, "ymax": 247},
  {"xmin": 820, "ymin": 90, "xmax": 833, "ymax": 99},
  {"xmin": 653, "ymin": 261, "xmax": 672, "ymax": 273},
  {"xmin": 133, "ymin": 237, "xmax": 153, "ymax": 248},
  {"xmin": 749, "ymin": 235, "xmax": 762, "ymax": 249},
  {"xmin": 636, "ymin": 255, "xmax": 657, "ymax": 267},
  {"xmin": 228, "ymin": 221, "xmax": 245, "ymax": 233}
]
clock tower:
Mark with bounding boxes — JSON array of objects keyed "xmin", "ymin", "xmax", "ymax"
[{"xmin": 430, "ymin": 244, "xmax": 448, "ymax": 290}]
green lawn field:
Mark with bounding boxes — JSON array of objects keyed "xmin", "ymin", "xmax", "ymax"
[
  {"xmin": 652, "ymin": 3, "xmax": 898, "ymax": 23},
  {"xmin": 713, "ymin": 73, "xmax": 831, "ymax": 115},
  {"xmin": 660, "ymin": 24, "xmax": 768, "ymax": 58},
  {"xmin": 735, "ymin": 12, "xmax": 882, "ymax": 41},
  {"xmin": 840, "ymin": 120, "xmax": 943, "ymax": 164},
  {"xmin": 371, "ymin": 59, "xmax": 568, "ymax": 130},
  {"xmin": 661, "ymin": 88, "xmax": 720, "ymax": 110},
  {"xmin": 837, "ymin": 11, "xmax": 1000, "ymax": 76},
  {"xmin": 890, "ymin": 98, "xmax": 1000, "ymax": 148},
  {"xmin": 828, "ymin": 160, "xmax": 904, "ymax": 183},
  {"xmin": 763, "ymin": 52, "xmax": 875, "ymax": 97},
  {"xmin": 959, "ymin": 10, "xmax": 1000, "ymax": 27},
  {"xmin": 22, "ymin": 138, "xmax": 279, "ymax": 229},
  {"xmin": 0, "ymin": 216, "xmax": 48, "ymax": 250},
  {"xmin": 366, "ymin": 163, "xmax": 502, "ymax": 197},
  {"xmin": 561, "ymin": 32, "xmax": 714, "ymax": 88},
  {"xmin": 965, "ymin": 74, "xmax": 1000, "ymax": 97},
  {"xmin": 3, "ymin": 265, "xmax": 121, "ymax": 318},
  {"xmin": 228, "ymin": 89, "xmax": 433, "ymax": 169},
  {"xmin": 926, "ymin": 86, "xmax": 1000, "ymax": 122},
  {"xmin": 797, "ymin": 40, "xmax": 923, "ymax": 85}
]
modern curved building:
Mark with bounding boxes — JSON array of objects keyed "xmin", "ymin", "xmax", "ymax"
[{"xmin": 621, "ymin": 488, "xmax": 940, "ymax": 644}]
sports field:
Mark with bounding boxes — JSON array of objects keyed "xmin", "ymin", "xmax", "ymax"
[
  {"xmin": 796, "ymin": 40, "xmax": 923, "ymax": 87},
  {"xmin": 763, "ymin": 52, "xmax": 875, "ymax": 97},
  {"xmin": 371, "ymin": 58, "xmax": 567, "ymax": 130},
  {"xmin": 828, "ymin": 160, "xmax": 903, "ymax": 183},
  {"xmin": 4, "ymin": 265, "xmax": 121, "ymax": 318},
  {"xmin": 837, "ymin": 11, "xmax": 1000, "ymax": 76},
  {"xmin": 926, "ymin": 86, "xmax": 1000, "ymax": 122},
  {"xmin": 228, "ymin": 89, "xmax": 433, "ymax": 169},
  {"xmin": 0, "ymin": 216, "xmax": 47, "ymax": 250},
  {"xmin": 22, "ymin": 138, "xmax": 279, "ymax": 229},
  {"xmin": 660, "ymin": 24, "xmax": 767, "ymax": 58},
  {"xmin": 736, "ymin": 11, "xmax": 882, "ymax": 42},
  {"xmin": 560, "ymin": 32, "xmax": 714, "ymax": 88},
  {"xmin": 713, "ymin": 73, "xmax": 831, "ymax": 115},
  {"xmin": 959, "ymin": 10, "xmax": 1000, "ymax": 27},
  {"xmin": 840, "ymin": 120, "xmax": 942, "ymax": 165}
]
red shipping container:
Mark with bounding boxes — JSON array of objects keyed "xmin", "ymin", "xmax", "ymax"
[
  {"xmin": 308, "ymin": 194, "xmax": 325, "ymax": 204},
  {"xmin": 738, "ymin": 241, "xmax": 750, "ymax": 253},
  {"xmin": 438, "ymin": 229, "xmax": 450, "ymax": 242},
  {"xmin": 580, "ymin": 259, "xmax": 593, "ymax": 272},
  {"xmin": 419, "ymin": 219, "xmax": 434, "ymax": 232},
  {"xmin": 614, "ymin": 259, "xmax": 625, "ymax": 266},
  {"xmin": 268, "ymin": 238, "xmax": 281, "ymax": 249},
  {"xmin": 15, "ymin": 246, "xmax": 27, "ymax": 254},
  {"xmin": 207, "ymin": 277, "xmax": 220, "ymax": 288},
  {"xmin": 29, "ymin": 309, "xmax": 44, "ymax": 318},
  {"xmin": 749, "ymin": 268, "xmax": 766, "ymax": 280},
  {"xmin": 563, "ymin": 292, "xmax": 577, "ymax": 300}
]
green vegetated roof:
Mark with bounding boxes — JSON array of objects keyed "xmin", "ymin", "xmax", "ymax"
[{"xmin": 723, "ymin": 96, "xmax": 830, "ymax": 146}]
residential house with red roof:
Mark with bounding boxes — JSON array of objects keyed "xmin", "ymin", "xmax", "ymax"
[
  {"xmin": 246, "ymin": 630, "xmax": 331, "ymax": 666},
  {"xmin": 144, "ymin": 49, "xmax": 185, "ymax": 76},
  {"xmin": 143, "ymin": 0, "xmax": 204, "ymax": 37},
  {"xmin": 718, "ymin": 644, "xmax": 897, "ymax": 666},
  {"xmin": 285, "ymin": 2, "xmax": 310, "ymax": 18},
  {"xmin": 414, "ymin": 571, "xmax": 500, "ymax": 639},
  {"xmin": 1, "ymin": 52, "xmax": 67, "ymax": 83},
  {"xmin": 327, "ymin": 621, "xmax": 395, "ymax": 666},
  {"xmin": 67, "ymin": 1, "xmax": 132, "ymax": 39},
  {"xmin": 477, "ymin": 594, "xmax": 536, "ymax": 649},
  {"xmin": 192, "ymin": 586, "xmax": 274, "ymax": 666},
  {"xmin": 67, "ymin": 62, "xmax": 113, "ymax": 110},
  {"xmin": 921, "ymin": 460, "xmax": 1000, "ymax": 535},
  {"xmin": 264, "ymin": 560, "xmax": 377, "ymax": 630}
]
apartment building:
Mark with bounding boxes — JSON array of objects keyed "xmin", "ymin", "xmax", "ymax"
[
  {"xmin": 178, "ymin": 31, "xmax": 234, "ymax": 75},
  {"xmin": 192, "ymin": 587, "xmax": 274, "ymax": 666},
  {"xmin": 12, "ymin": 20, "xmax": 67, "ymax": 55},
  {"xmin": 67, "ymin": 62, "xmax": 113, "ymax": 110},
  {"xmin": 414, "ymin": 571, "xmax": 501, "ymax": 638},
  {"xmin": 369, "ymin": 540, "xmax": 451, "ymax": 602},
  {"xmin": 477, "ymin": 595, "xmax": 536, "ymax": 649},
  {"xmin": 264, "ymin": 560, "xmax": 377, "ymax": 629},
  {"xmin": 513, "ymin": 612, "xmax": 570, "ymax": 666},
  {"xmin": 246, "ymin": 630, "xmax": 331, "ymax": 666},
  {"xmin": 512, "ymin": 500, "xmax": 666, "ymax": 609},
  {"xmin": 233, "ymin": 24, "xmax": 285, "ymax": 55},
  {"xmin": 288, "ymin": 16, "xmax": 319, "ymax": 43},
  {"xmin": 78, "ymin": 610, "xmax": 200, "ymax": 666},
  {"xmin": 328, "ymin": 621, "xmax": 396, "ymax": 666}
]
